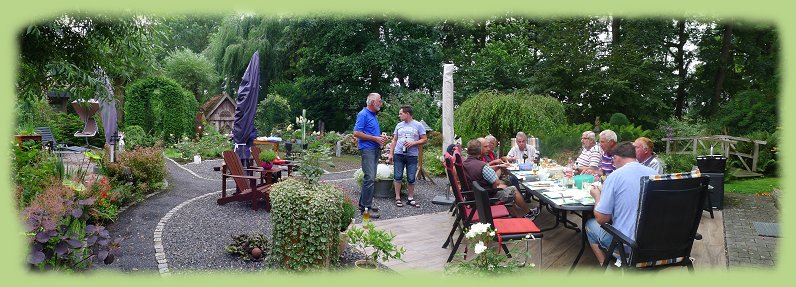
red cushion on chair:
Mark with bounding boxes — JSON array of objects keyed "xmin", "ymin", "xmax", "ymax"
[
  {"xmin": 493, "ymin": 218, "xmax": 541, "ymax": 234},
  {"xmin": 465, "ymin": 205, "xmax": 510, "ymax": 222}
]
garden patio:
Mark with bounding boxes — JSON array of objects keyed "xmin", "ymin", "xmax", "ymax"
[{"xmin": 78, "ymin": 151, "xmax": 771, "ymax": 275}]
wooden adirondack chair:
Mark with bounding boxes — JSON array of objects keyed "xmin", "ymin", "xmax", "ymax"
[{"xmin": 218, "ymin": 150, "xmax": 273, "ymax": 211}]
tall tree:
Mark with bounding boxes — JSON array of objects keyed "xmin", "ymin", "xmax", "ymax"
[{"xmin": 18, "ymin": 13, "xmax": 161, "ymax": 102}]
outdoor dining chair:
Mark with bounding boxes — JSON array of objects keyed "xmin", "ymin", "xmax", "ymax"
[
  {"xmin": 472, "ymin": 181, "xmax": 543, "ymax": 262},
  {"xmin": 441, "ymin": 151, "xmax": 511, "ymax": 263},
  {"xmin": 600, "ymin": 171, "xmax": 708, "ymax": 272}
]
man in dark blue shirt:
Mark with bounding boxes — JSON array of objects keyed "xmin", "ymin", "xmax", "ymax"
[{"xmin": 353, "ymin": 93, "xmax": 389, "ymax": 218}]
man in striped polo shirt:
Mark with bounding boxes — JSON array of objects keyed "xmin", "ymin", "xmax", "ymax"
[{"xmin": 594, "ymin": 129, "xmax": 618, "ymax": 176}]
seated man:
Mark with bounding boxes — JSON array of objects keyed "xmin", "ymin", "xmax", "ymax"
[
  {"xmin": 634, "ymin": 137, "xmax": 665, "ymax": 174},
  {"xmin": 479, "ymin": 137, "xmax": 508, "ymax": 177},
  {"xmin": 505, "ymin": 132, "xmax": 539, "ymax": 164},
  {"xmin": 575, "ymin": 131, "xmax": 601, "ymax": 174},
  {"xmin": 584, "ymin": 141, "xmax": 657, "ymax": 264},
  {"xmin": 462, "ymin": 139, "xmax": 531, "ymax": 218},
  {"xmin": 586, "ymin": 129, "xmax": 618, "ymax": 176}
]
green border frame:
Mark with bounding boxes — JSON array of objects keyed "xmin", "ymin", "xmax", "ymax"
[{"xmin": 1, "ymin": 0, "xmax": 790, "ymax": 286}]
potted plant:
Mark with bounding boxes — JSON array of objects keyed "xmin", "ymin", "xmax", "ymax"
[
  {"xmin": 346, "ymin": 221, "xmax": 405, "ymax": 269},
  {"xmin": 15, "ymin": 123, "xmax": 42, "ymax": 146},
  {"xmin": 259, "ymin": 148, "xmax": 278, "ymax": 170},
  {"xmin": 444, "ymin": 222, "xmax": 534, "ymax": 275},
  {"xmin": 338, "ymin": 196, "xmax": 357, "ymax": 253},
  {"xmin": 354, "ymin": 164, "xmax": 407, "ymax": 198}
]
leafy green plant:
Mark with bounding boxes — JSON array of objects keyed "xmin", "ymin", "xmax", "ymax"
[
  {"xmin": 346, "ymin": 221, "xmax": 405, "ymax": 265},
  {"xmin": 657, "ymin": 153, "xmax": 697, "ymax": 174},
  {"xmin": 269, "ymin": 178, "xmax": 344, "ymax": 270},
  {"xmin": 445, "ymin": 222, "xmax": 532, "ymax": 276},
  {"xmin": 298, "ymin": 144, "xmax": 335, "ymax": 185},
  {"xmin": 226, "ymin": 234, "xmax": 270, "ymax": 262},
  {"xmin": 259, "ymin": 148, "xmax": 277, "ymax": 163},
  {"xmin": 13, "ymin": 140, "xmax": 60, "ymax": 209},
  {"xmin": 424, "ymin": 147, "xmax": 446, "ymax": 176},
  {"xmin": 339, "ymin": 197, "xmax": 357, "ymax": 232}
]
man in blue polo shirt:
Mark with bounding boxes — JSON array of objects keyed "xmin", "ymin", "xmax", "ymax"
[
  {"xmin": 585, "ymin": 141, "xmax": 657, "ymax": 264},
  {"xmin": 353, "ymin": 93, "xmax": 390, "ymax": 219}
]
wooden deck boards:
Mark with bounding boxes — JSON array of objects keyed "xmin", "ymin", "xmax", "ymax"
[{"xmin": 369, "ymin": 208, "xmax": 726, "ymax": 273}]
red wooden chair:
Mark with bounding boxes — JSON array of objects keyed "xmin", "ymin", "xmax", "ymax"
[
  {"xmin": 218, "ymin": 150, "xmax": 272, "ymax": 211},
  {"xmin": 472, "ymin": 180, "xmax": 543, "ymax": 261},
  {"xmin": 442, "ymin": 149, "xmax": 511, "ymax": 262}
]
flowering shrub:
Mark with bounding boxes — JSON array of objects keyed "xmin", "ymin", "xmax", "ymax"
[
  {"xmin": 105, "ymin": 146, "xmax": 166, "ymax": 194},
  {"xmin": 339, "ymin": 133, "xmax": 359, "ymax": 155},
  {"xmin": 445, "ymin": 222, "xmax": 533, "ymax": 276},
  {"xmin": 85, "ymin": 176, "xmax": 122, "ymax": 223}
]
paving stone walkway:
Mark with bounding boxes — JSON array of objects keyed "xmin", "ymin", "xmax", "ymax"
[{"xmin": 722, "ymin": 192, "xmax": 779, "ymax": 268}]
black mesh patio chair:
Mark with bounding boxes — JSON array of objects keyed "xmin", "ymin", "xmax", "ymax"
[
  {"xmin": 36, "ymin": 127, "xmax": 90, "ymax": 154},
  {"xmin": 600, "ymin": 171, "xmax": 709, "ymax": 272}
]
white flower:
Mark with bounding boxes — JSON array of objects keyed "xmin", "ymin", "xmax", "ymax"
[
  {"xmin": 474, "ymin": 241, "xmax": 487, "ymax": 254},
  {"xmin": 465, "ymin": 230, "xmax": 476, "ymax": 239},
  {"xmin": 489, "ymin": 231, "xmax": 495, "ymax": 236}
]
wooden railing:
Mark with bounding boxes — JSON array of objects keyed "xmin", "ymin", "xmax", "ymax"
[{"xmin": 661, "ymin": 135, "xmax": 767, "ymax": 172}]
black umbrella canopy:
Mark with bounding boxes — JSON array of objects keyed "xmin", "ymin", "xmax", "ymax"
[{"xmin": 232, "ymin": 51, "xmax": 260, "ymax": 160}]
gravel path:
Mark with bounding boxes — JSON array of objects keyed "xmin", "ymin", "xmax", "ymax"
[
  {"xmin": 101, "ymin": 155, "xmax": 449, "ymax": 274},
  {"xmin": 96, "ymin": 153, "xmax": 783, "ymax": 273}
]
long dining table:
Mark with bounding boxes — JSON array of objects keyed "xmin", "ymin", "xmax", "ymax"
[{"xmin": 507, "ymin": 168, "xmax": 596, "ymax": 272}]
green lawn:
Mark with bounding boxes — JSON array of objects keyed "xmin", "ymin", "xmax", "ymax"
[{"xmin": 724, "ymin": 177, "xmax": 780, "ymax": 195}]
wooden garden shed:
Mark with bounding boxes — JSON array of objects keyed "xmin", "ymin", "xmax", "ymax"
[{"xmin": 202, "ymin": 94, "xmax": 236, "ymax": 134}]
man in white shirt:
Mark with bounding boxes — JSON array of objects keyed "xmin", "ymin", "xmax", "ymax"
[
  {"xmin": 506, "ymin": 132, "xmax": 538, "ymax": 164},
  {"xmin": 634, "ymin": 137, "xmax": 665, "ymax": 174}
]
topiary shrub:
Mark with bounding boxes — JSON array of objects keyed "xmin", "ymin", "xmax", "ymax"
[
  {"xmin": 600, "ymin": 123, "xmax": 651, "ymax": 143},
  {"xmin": 269, "ymin": 178, "xmax": 344, "ymax": 270},
  {"xmin": 122, "ymin": 125, "xmax": 156, "ymax": 151},
  {"xmin": 608, "ymin": 112, "xmax": 630, "ymax": 126},
  {"xmin": 426, "ymin": 131, "xmax": 443, "ymax": 149},
  {"xmin": 544, "ymin": 122, "xmax": 594, "ymax": 156}
]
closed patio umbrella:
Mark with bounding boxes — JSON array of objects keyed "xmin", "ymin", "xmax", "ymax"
[{"xmin": 232, "ymin": 51, "xmax": 260, "ymax": 167}]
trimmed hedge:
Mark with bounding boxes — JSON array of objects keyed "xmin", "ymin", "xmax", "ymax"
[
  {"xmin": 124, "ymin": 76, "xmax": 197, "ymax": 144},
  {"xmin": 269, "ymin": 178, "xmax": 344, "ymax": 270}
]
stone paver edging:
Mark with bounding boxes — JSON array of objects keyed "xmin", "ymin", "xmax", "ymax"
[{"xmin": 153, "ymin": 190, "xmax": 227, "ymax": 275}]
